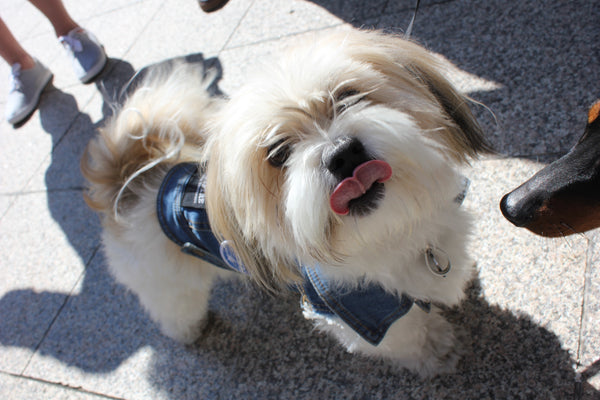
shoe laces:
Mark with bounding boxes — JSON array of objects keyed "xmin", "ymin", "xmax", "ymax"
[
  {"xmin": 9, "ymin": 63, "xmax": 23, "ymax": 93},
  {"xmin": 59, "ymin": 30, "xmax": 84, "ymax": 53}
]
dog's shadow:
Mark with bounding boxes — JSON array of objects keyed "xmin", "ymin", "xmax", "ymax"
[
  {"xmin": 144, "ymin": 277, "xmax": 599, "ymax": 399},
  {"xmin": 0, "ymin": 53, "xmax": 225, "ymax": 373},
  {"xmin": 0, "ymin": 49, "xmax": 596, "ymax": 397},
  {"xmin": 5, "ymin": 246, "xmax": 596, "ymax": 397}
]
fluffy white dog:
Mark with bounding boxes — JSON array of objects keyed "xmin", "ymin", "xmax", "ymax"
[{"xmin": 82, "ymin": 29, "xmax": 491, "ymax": 377}]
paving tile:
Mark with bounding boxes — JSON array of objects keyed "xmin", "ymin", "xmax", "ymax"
[
  {"xmin": 20, "ymin": 207, "xmax": 593, "ymax": 400},
  {"xmin": 122, "ymin": 0, "xmax": 253, "ymax": 70},
  {"xmin": 0, "ymin": 372, "xmax": 110, "ymax": 400},
  {"xmin": 0, "ymin": 0, "xmax": 152, "ymax": 93},
  {"xmin": 23, "ymin": 98, "xmax": 103, "ymax": 193},
  {"xmin": 0, "ymin": 144, "xmax": 44, "ymax": 197},
  {"xmin": 0, "ymin": 188, "xmax": 97, "ymax": 373},
  {"xmin": 0, "ymin": 194, "xmax": 15, "ymax": 220},
  {"xmin": 392, "ymin": 0, "xmax": 600, "ymax": 158},
  {"xmin": 44, "ymin": 2, "xmax": 164, "ymax": 92},
  {"xmin": 0, "ymin": 117, "xmax": 54, "ymax": 195},
  {"xmin": 582, "ymin": 231, "xmax": 600, "ymax": 365},
  {"xmin": 0, "ymin": 0, "xmax": 51, "ymax": 42},
  {"xmin": 62, "ymin": 0, "xmax": 155, "ymax": 22},
  {"xmin": 0, "ymin": 0, "xmax": 23, "ymax": 15},
  {"xmin": 0, "ymin": 86, "xmax": 84, "ymax": 194},
  {"xmin": 0, "ymin": 1, "xmax": 162, "ymax": 98},
  {"xmin": 464, "ymin": 157, "xmax": 587, "ymax": 356},
  {"xmin": 25, "ymin": 267, "xmax": 588, "ymax": 399},
  {"xmin": 23, "ymin": 253, "xmax": 163, "ymax": 399},
  {"xmin": 580, "ymin": 230, "xmax": 600, "ymax": 392},
  {"xmin": 307, "ymin": 0, "xmax": 389, "ymax": 25},
  {"xmin": 0, "ymin": 190, "xmax": 99, "ymax": 298},
  {"xmin": 226, "ymin": 0, "xmax": 344, "ymax": 49}
]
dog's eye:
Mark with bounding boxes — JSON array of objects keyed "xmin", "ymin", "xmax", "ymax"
[
  {"xmin": 267, "ymin": 140, "xmax": 292, "ymax": 168},
  {"xmin": 335, "ymin": 89, "xmax": 362, "ymax": 113},
  {"xmin": 337, "ymin": 89, "xmax": 360, "ymax": 101}
]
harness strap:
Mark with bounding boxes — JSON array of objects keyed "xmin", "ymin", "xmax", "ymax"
[
  {"xmin": 156, "ymin": 163, "xmax": 455, "ymax": 346},
  {"xmin": 299, "ymin": 265, "xmax": 430, "ymax": 346},
  {"xmin": 156, "ymin": 163, "xmax": 233, "ymax": 271}
]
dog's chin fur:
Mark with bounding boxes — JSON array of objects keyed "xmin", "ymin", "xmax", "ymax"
[{"xmin": 83, "ymin": 29, "xmax": 491, "ymax": 377}]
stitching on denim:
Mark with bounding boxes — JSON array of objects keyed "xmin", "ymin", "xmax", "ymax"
[
  {"xmin": 306, "ymin": 267, "xmax": 413, "ymax": 344},
  {"xmin": 307, "ymin": 268, "xmax": 378, "ymax": 342}
]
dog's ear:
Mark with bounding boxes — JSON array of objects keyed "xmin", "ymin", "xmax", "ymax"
[
  {"xmin": 346, "ymin": 31, "xmax": 493, "ymax": 162},
  {"xmin": 407, "ymin": 61, "xmax": 494, "ymax": 161}
]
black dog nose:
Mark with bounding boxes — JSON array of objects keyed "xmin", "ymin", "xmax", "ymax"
[
  {"xmin": 323, "ymin": 136, "xmax": 371, "ymax": 181},
  {"xmin": 500, "ymin": 190, "xmax": 536, "ymax": 227}
]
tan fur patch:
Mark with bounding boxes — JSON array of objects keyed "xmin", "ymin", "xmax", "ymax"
[{"xmin": 588, "ymin": 100, "xmax": 600, "ymax": 124}]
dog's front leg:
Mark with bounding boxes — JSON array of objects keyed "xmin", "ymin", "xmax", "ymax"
[{"xmin": 311, "ymin": 306, "xmax": 461, "ymax": 377}]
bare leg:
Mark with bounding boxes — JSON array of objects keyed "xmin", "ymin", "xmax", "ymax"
[
  {"xmin": 28, "ymin": 0, "xmax": 79, "ymax": 37},
  {"xmin": 0, "ymin": 18, "xmax": 35, "ymax": 68},
  {"xmin": 0, "ymin": 0, "xmax": 79, "ymax": 69}
]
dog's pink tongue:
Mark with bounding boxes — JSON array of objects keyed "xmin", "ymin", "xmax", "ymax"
[{"xmin": 330, "ymin": 160, "xmax": 392, "ymax": 215}]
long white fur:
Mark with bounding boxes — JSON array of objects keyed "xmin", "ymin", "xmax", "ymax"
[
  {"xmin": 84, "ymin": 29, "xmax": 487, "ymax": 377},
  {"xmin": 102, "ymin": 190, "xmax": 233, "ymax": 343}
]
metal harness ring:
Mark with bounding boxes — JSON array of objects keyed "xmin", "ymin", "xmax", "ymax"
[{"xmin": 425, "ymin": 247, "xmax": 451, "ymax": 277}]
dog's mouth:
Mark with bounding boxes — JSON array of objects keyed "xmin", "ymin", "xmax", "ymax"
[{"xmin": 330, "ymin": 160, "xmax": 392, "ymax": 216}]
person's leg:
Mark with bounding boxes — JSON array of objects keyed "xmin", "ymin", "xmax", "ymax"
[
  {"xmin": 1, "ymin": 16, "xmax": 53, "ymax": 124},
  {"xmin": 28, "ymin": 0, "xmax": 78, "ymax": 37},
  {"xmin": 29, "ymin": 0, "xmax": 107, "ymax": 83},
  {"xmin": 0, "ymin": 18, "xmax": 35, "ymax": 69}
]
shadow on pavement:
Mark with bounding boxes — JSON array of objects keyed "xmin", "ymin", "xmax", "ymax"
[
  {"xmin": 0, "ymin": 1, "xmax": 598, "ymax": 396},
  {"xmin": 0, "ymin": 53, "xmax": 222, "ymax": 373},
  {"xmin": 312, "ymin": 0, "xmax": 599, "ymax": 161}
]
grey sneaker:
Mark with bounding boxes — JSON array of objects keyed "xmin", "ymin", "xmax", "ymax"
[
  {"xmin": 59, "ymin": 28, "xmax": 107, "ymax": 83},
  {"xmin": 5, "ymin": 60, "xmax": 53, "ymax": 125}
]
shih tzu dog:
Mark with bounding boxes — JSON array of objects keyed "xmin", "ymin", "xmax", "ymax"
[{"xmin": 82, "ymin": 29, "xmax": 491, "ymax": 377}]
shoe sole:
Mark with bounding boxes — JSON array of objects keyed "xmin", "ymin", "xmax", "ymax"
[
  {"xmin": 8, "ymin": 71, "xmax": 54, "ymax": 125},
  {"xmin": 200, "ymin": 0, "xmax": 229, "ymax": 12}
]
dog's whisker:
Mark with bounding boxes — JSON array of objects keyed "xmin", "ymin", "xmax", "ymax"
[
  {"xmin": 559, "ymin": 222, "xmax": 590, "ymax": 242},
  {"xmin": 468, "ymin": 96, "xmax": 498, "ymax": 126},
  {"xmin": 552, "ymin": 224, "xmax": 580, "ymax": 254}
]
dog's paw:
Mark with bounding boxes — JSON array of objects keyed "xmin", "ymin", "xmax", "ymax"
[
  {"xmin": 411, "ymin": 316, "xmax": 466, "ymax": 377},
  {"xmin": 159, "ymin": 313, "xmax": 212, "ymax": 344}
]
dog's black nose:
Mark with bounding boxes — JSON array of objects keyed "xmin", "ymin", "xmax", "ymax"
[
  {"xmin": 323, "ymin": 136, "xmax": 371, "ymax": 181},
  {"xmin": 500, "ymin": 190, "xmax": 537, "ymax": 227}
]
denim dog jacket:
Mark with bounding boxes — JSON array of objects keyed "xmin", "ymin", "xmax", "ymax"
[{"xmin": 157, "ymin": 162, "xmax": 430, "ymax": 345}]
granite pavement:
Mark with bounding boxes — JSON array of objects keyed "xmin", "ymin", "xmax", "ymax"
[{"xmin": 0, "ymin": 0, "xmax": 599, "ymax": 398}]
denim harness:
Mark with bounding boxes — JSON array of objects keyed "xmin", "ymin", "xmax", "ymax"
[{"xmin": 157, "ymin": 163, "xmax": 436, "ymax": 345}]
